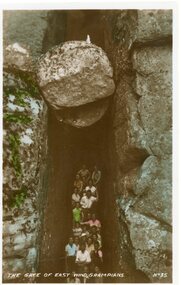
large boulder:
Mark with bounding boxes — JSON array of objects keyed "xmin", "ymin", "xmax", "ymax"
[{"xmin": 36, "ymin": 41, "xmax": 115, "ymax": 108}]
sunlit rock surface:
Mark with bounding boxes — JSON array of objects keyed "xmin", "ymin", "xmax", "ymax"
[
  {"xmin": 36, "ymin": 41, "xmax": 115, "ymax": 127},
  {"xmin": 4, "ymin": 43, "xmax": 33, "ymax": 72},
  {"xmin": 37, "ymin": 41, "xmax": 115, "ymax": 108}
]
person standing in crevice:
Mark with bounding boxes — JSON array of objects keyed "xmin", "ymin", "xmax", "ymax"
[
  {"xmin": 65, "ymin": 237, "xmax": 77, "ymax": 273},
  {"xmin": 74, "ymin": 174, "xmax": 84, "ymax": 194},
  {"xmin": 75, "ymin": 243, "xmax": 91, "ymax": 273},
  {"xmin": 85, "ymin": 179, "xmax": 97, "ymax": 195},
  {"xmin": 92, "ymin": 165, "xmax": 101, "ymax": 188},
  {"xmin": 65, "ymin": 164, "xmax": 104, "ymax": 283},
  {"xmin": 77, "ymin": 164, "xmax": 91, "ymax": 184}
]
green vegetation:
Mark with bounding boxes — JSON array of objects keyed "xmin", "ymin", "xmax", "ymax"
[
  {"xmin": 3, "ymin": 71, "xmax": 39, "ymax": 210},
  {"xmin": 24, "ymin": 74, "xmax": 40, "ymax": 98},
  {"xmin": 4, "ymin": 113, "xmax": 32, "ymax": 124},
  {"xmin": 8, "ymin": 133, "xmax": 29, "ymax": 208},
  {"xmin": 10, "ymin": 185, "xmax": 28, "ymax": 208},
  {"xmin": 4, "ymin": 69, "xmax": 40, "ymax": 99},
  {"xmin": 4, "ymin": 89, "xmax": 28, "ymax": 107},
  {"xmin": 9, "ymin": 133, "xmax": 22, "ymax": 177}
]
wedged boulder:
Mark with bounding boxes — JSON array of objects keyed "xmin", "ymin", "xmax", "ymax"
[
  {"xmin": 55, "ymin": 98, "xmax": 110, "ymax": 128},
  {"xmin": 36, "ymin": 41, "xmax": 115, "ymax": 108}
]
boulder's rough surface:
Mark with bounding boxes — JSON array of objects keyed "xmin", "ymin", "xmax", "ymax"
[
  {"xmin": 36, "ymin": 41, "xmax": 115, "ymax": 108},
  {"xmin": 3, "ymin": 48, "xmax": 48, "ymax": 283},
  {"xmin": 36, "ymin": 40, "xmax": 115, "ymax": 127}
]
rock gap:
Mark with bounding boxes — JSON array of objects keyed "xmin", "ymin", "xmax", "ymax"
[
  {"xmin": 37, "ymin": 10, "xmax": 151, "ymax": 283},
  {"xmin": 38, "ymin": 106, "xmax": 121, "ymax": 283}
]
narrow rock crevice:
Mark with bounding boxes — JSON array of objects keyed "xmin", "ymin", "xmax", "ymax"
[{"xmin": 3, "ymin": 9, "xmax": 172, "ymax": 283}]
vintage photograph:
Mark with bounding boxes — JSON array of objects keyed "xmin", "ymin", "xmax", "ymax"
[{"xmin": 2, "ymin": 9, "xmax": 172, "ymax": 283}]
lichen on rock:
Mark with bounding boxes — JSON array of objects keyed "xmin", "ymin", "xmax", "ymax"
[{"xmin": 3, "ymin": 44, "xmax": 48, "ymax": 282}]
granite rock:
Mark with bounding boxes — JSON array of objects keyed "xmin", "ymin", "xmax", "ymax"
[
  {"xmin": 136, "ymin": 10, "xmax": 172, "ymax": 43},
  {"xmin": 36, "ymin": 41, "xmax": 115, "ymax": 108},
  {"xmin": 4, "ymin": 43, "xmax": 33, "ymax": 72}
]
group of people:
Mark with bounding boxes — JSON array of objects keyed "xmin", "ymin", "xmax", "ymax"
[{"xmin": 65, "ymin": 165, "xmax": 104, "ymax": 283}]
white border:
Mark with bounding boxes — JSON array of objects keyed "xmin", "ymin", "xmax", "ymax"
[
  {"xmin": 0, "ymin": 1, "xmax": 180, "ymax": 285},
  {"xmin": 0, "ymin": 0, "xmax": 178, "ymax": 10}
]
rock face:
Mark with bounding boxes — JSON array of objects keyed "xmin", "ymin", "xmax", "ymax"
[
  {"xmin": 136, "ymin": 10, "xmax": 172, "ymax": 43},
  {"xmin": 3, "ymin": 46, "xmax": 48, "ymax": 283},
  {"xmin": 133, "ymin": 46, "xmax": 172, "ymax": 157},
  {"xmin": 36, "ymin": 41, "xmax": 115, "ymax": 127},
  {"xmin": 103, "ymin": 9, "xmax": 172, "ymax": 283},
  {"xmin": 3, "ymin": 10, "xmax": 48, "ymax": 58},
  {"xmin": 4, "ymin": 43, "xmax": 33, "ymax": 72}
]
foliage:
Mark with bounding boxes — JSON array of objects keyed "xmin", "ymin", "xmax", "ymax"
[
  {"xmin": 4, "ymin": 69, "xmax": 40, "ymax": 99},
  {"xmin": 9, "ymin": 133, "xmax": 22, "ymax": 177},
  {"xmin": 4, "ymin": 113, "xmax": 32, "ymax": 124},
  {"xmin": 10, "ymin": 185, "xmax": 28, "ymax": 208},
  {"xmin": 3, "ymin": 71, "xmax": 38, "ymax": 210}
]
